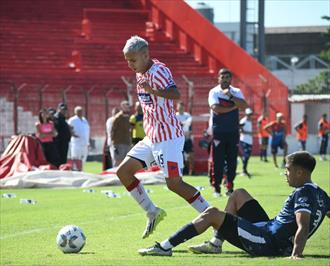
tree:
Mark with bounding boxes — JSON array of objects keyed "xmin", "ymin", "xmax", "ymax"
[{"xmin": 293, "ymin": 16, "xmax": 330, "ymax": 94}]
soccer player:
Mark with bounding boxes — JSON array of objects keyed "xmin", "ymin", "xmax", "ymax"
[
  {"xmin": 264, "ymin": 112, "xmax": 288, "ymax": 168},
  {"xmin": 257, "ymin": 112, "xmax": 270, "ymax": 162},
  {"xmin": 118, "ymin": 35, "xmax": 209, "ymax": 239},
  {"xmin": 294, "ymin": 114, "xmax": 308, "ymax": 151},
  {"xmin": 318, "ymin": 113, "xmax": 330, "ymax": 161},
  {"xmin": 138, "ymin": 151, "xmax": 330, "ymax": 258}
]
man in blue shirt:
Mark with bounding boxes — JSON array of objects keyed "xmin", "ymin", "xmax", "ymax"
[
  {"xmin": 208, "ymin": 68, "xmax": 248, "ymax": 196},
  {"xmin": 139, "ymin": 151, "xmax": 330, "ymax": 258}
]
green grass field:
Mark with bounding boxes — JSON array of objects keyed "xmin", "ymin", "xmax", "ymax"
[{"xmin": 1, "ymin": 157, "xmax": 329, "ymax": 266}]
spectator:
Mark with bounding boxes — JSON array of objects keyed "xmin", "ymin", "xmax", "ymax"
[
  {"xmin": 264, "ymin": 112, "xmax": 288, "ymax": 168},
  {"xmin": 257, "ymin": 112, "xmax": 270, "ymax": 162},
  {"xmin": 53, "ymin": 103, "xmax": 71, "ymax": 166},
  {"xmin": 110, "ymin": 101, "xmax": 132, "ymax": 167},
  {"xmin": 318, "ymin": 113, "xmax": 330, "ymax": 161},
  {"xmin": 208, "ymin": 68, "xmax": 248, "ymax": 196},
  {"xmin": 294, "ymin": 114, "xmax": 308, "ymax": 151},
  {"xmin": 68, "ymin": 106, "xmax": 90, "ymax": 171},
  {"xmin": 105, "ymin": 107, "xmax": 121, "ymax": 169},
  {"xmin": 35, "ymin": 108, "xmax": 59, "ymax": 167},
  {"xmin": 239, "ymin": 108, "xmax": 253, "ymax": 178},
  {"xmin": 47, "ymin": 107, "xmax": 56, "ymax": 122},
  {"xmin": 176, "ymin": 102, "xmax": 194, "ymax": 175},
  {"xmin": 130, "ymin": 101, "xmax": 145, "ymax": 145}
]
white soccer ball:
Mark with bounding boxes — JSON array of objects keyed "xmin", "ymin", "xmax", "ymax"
[{"xmin": 56, "ymin": 225, "xmax": 86, "ymax": 253}]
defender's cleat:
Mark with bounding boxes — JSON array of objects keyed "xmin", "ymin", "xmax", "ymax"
[
  {"xmin": 188, "ymin": 241, "xmax": 222, "ymax": 254},
  {"xmin": 142, "ymin": 207, "xmax": 167, "ymax": 239},
  {"xmin": 138, "ymin": 242, "xmax": 172, "ymax": 256}
]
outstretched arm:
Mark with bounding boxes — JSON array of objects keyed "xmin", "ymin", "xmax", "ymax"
[{"xmin": 290, "ymin": 212, "xmax": 310, "ymax": 259}]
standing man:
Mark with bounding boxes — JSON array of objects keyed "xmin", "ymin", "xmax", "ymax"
[
  {"xmin": 208, "ymin": 68, "xmax": 248, "ymax": 196},
  {"xmin": 53, "ymin": 103, "xmax": 71, "ymax": 166},
  {"xmin": 130, "ymin": 101, "xmax": 145, "ymax": 145},
  {"xmin": 294, "ymin": 114, "xmax": 308, "ymax": 151},
  {"xmin": 68, "ymin": 106, "xmax": 90, "ymax": 171},
  {"xmin": 139, "ymin": 151, "xmax": 330, "ymax": 258},
  {"xmin": 110, "ymin": 101, "xmax": 132, "ymax": 167},
  {"xmin": 264, "ymin": 112, "xmax": 288, "ymax": 168},
  {"xmin": 119, "ymin": 35, "xmax": 210, "ymax": 239},
  {"xmin": 104, "ymin": 107, "xmax": 120, "ymax": 169},
  {"xmin": 318, "ymin": 113, "xmax": 330, "ymax": 160},
  {"xmin": 239, "ymin": 108, "xmax": 253, "ymax": 178},
  {"xmin": 257, "ymin": 111, "xmax": 270, "ymax": 162},
  {"xmin": 176, "ymin": 101, "xmax": 194, "ymax": 175}
]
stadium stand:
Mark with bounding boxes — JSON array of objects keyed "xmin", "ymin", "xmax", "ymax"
[{"xmin": 0, "ymin": 0, "xmax": 288, "ymax": 173}]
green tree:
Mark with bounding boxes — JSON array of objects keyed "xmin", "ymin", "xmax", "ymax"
[{"xmin": 294, "ymin": 16, "xmax": 330, "ymax": 94}]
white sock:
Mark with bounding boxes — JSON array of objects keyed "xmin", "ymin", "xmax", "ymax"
[
  {"xmin": 210, "ymin": 236, "xmax": 223, "ymax": 247},
  {"xmin": 189, "ymin": 191, "xmax": 210, "ymax": 213},
  {"xmin": 128, "ymin": 180, "xmax": 157, "ymax": 213},
  {"xmin": 160, "ymin": 239, "xmax": 173, "ymax": 250}
]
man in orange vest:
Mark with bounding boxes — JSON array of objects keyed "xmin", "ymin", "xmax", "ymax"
[
  {"xmin": 294, "ymin": 114, "xmax": 308, "ymax": 151},
  {"xmin": 257, "ymin": 112, "xmax": 270, "ymax": 162},
  {"xmin": 318, "ymin": 113, "xmax": 330, "ymax": 161}
]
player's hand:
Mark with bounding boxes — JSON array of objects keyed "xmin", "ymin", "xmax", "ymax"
[{"xmin": 138, "ymin": 79, "xmax": 153, "ymax": 93}]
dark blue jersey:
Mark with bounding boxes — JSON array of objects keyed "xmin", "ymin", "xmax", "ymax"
[
  {"xmin": 266, "ymin": 183, "xmax": 330, "ymax": 244},
  {"xmin": 208, "ymin": 85, "xmax": 245, "ymax": 135}
]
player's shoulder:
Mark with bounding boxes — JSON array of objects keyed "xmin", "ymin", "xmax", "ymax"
[
  {"xmin": 151, "ymin": 59, "xmax": 170, "ymax": 73},
  {"xmin": 209, "ymin": 84, "xmax": 221, "ymax": 94},
  {"xmin": 230, "ymin": 85, "xmax": 241, "ymax": 92}
]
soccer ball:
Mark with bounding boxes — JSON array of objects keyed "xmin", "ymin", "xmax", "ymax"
[{"xmin": 56, "ymin": 225, "xmax": 86, "ymax": 253}]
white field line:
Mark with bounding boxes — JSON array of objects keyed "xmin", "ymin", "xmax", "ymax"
[{"xmin": 0, "ymin": 203, "xmax": 201, "ymax": 240}]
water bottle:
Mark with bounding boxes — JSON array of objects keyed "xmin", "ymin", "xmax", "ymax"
[
  {"xmin": 83, "ymin": 189, "xmax": 96, "ymax": 193},
  {"xmin": 2, "ymin": 193, "xmax": 16, "ymax": 198},
  {"xmin": 20, "ymin": 199, "xmax": 37, "ymax": 204}
]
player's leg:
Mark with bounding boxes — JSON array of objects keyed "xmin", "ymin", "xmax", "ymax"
[
  {"xmin": 138, "ymin": 206, "xmax": 226, "ymax": 256},
  {"xmin": 212, "ymin": 138, "xmax": 226, "ymax": 195},
  {"xmin": 189, "ymin": 189, "xmax": 270, "ymax": 254},
  {"xmin": 117, "ymin": 140, "xmax": 165, "ymax": 239},
  {"xmin": 271, "ymin": 142, "xmax": 278, "ymax": 168},
  {"xmin": 160, "ymin": 137, "xmax": 209, "ymax": 213},
  {"xmin": 225, "ymin": 132, "xmax": 239, "ymax": 194}
]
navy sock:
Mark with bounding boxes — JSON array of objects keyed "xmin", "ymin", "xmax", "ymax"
[{"xmin": 168, "ymin": 223, "xmax": 199, "ymax": 247}]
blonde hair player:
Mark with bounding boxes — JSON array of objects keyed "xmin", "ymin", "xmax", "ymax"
[{"xmin": 117, "ymin": 35, "xmax": 210, "ymax": 239}]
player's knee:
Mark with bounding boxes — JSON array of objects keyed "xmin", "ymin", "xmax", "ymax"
[
  {"xmin": 166, "ymin": 178, "xmax": 183, "ymax": 192},
  {"xmin": 116, "ymin": 162, "xmax": 132, "ymax": 179},
  {"xmin": 202, "ymin": 207, "xmax": 223, "ymax": 223}
]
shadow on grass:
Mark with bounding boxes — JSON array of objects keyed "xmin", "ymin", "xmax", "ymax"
[
  {"xmin": 173, "ymin": 249, "xmax": 248, "ymax": 257},
  {"xmin": 303, "ymin": 254, "xmax": 330, "ymax": 259},
  {"xmin": 79, "ymin": 252, "xmax": 96, "ymax": 255}
]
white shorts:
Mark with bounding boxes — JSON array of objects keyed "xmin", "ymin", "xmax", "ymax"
[
  {"xmin": 70, "ymin": 144, "xmax": 88, "ymax": 162},
  {"xmin": 127, "ymin": 136, "xmax": 184, "ymax": 178}
]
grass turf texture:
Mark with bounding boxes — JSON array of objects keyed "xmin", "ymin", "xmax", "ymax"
[{"xmin": 1, "ymin": 157, "xmax": 329, "ymax": 266}]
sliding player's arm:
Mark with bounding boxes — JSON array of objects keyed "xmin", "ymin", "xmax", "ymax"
[{"xmin": 290, "ymin": 211, "xmax": 310, "ymax": 259}]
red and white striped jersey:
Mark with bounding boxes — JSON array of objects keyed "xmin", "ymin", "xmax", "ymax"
[{"xmin": 136, "ymin": 59, "xmax": 183, "ymax": 143}]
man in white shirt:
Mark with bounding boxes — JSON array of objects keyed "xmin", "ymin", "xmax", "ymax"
[
  {"xmin": 68, "ymin": 106, "xmax": 90, "ymax": 171},
  {"xmin": 176, "ymin": 102, "xmax": 194, "ymax": 175},
  {"xmin": 239, "ymin": 108, "xmax": 253, "ymax": 177}
]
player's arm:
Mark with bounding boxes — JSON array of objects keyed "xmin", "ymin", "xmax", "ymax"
[
  {"xmin": 211, "ymin": 104, "xmax": 237, "ymax": 114},
  {"xmin": 139, "ymin": 80, "xmax": 180, "ymax": 100},
  {"xmin": 263, "ymin": 122, "xmax": 273, "ymax": 134},
  {"xmin": 290, "ymin": 211, "xmax": 310, "ymax": 259}
]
